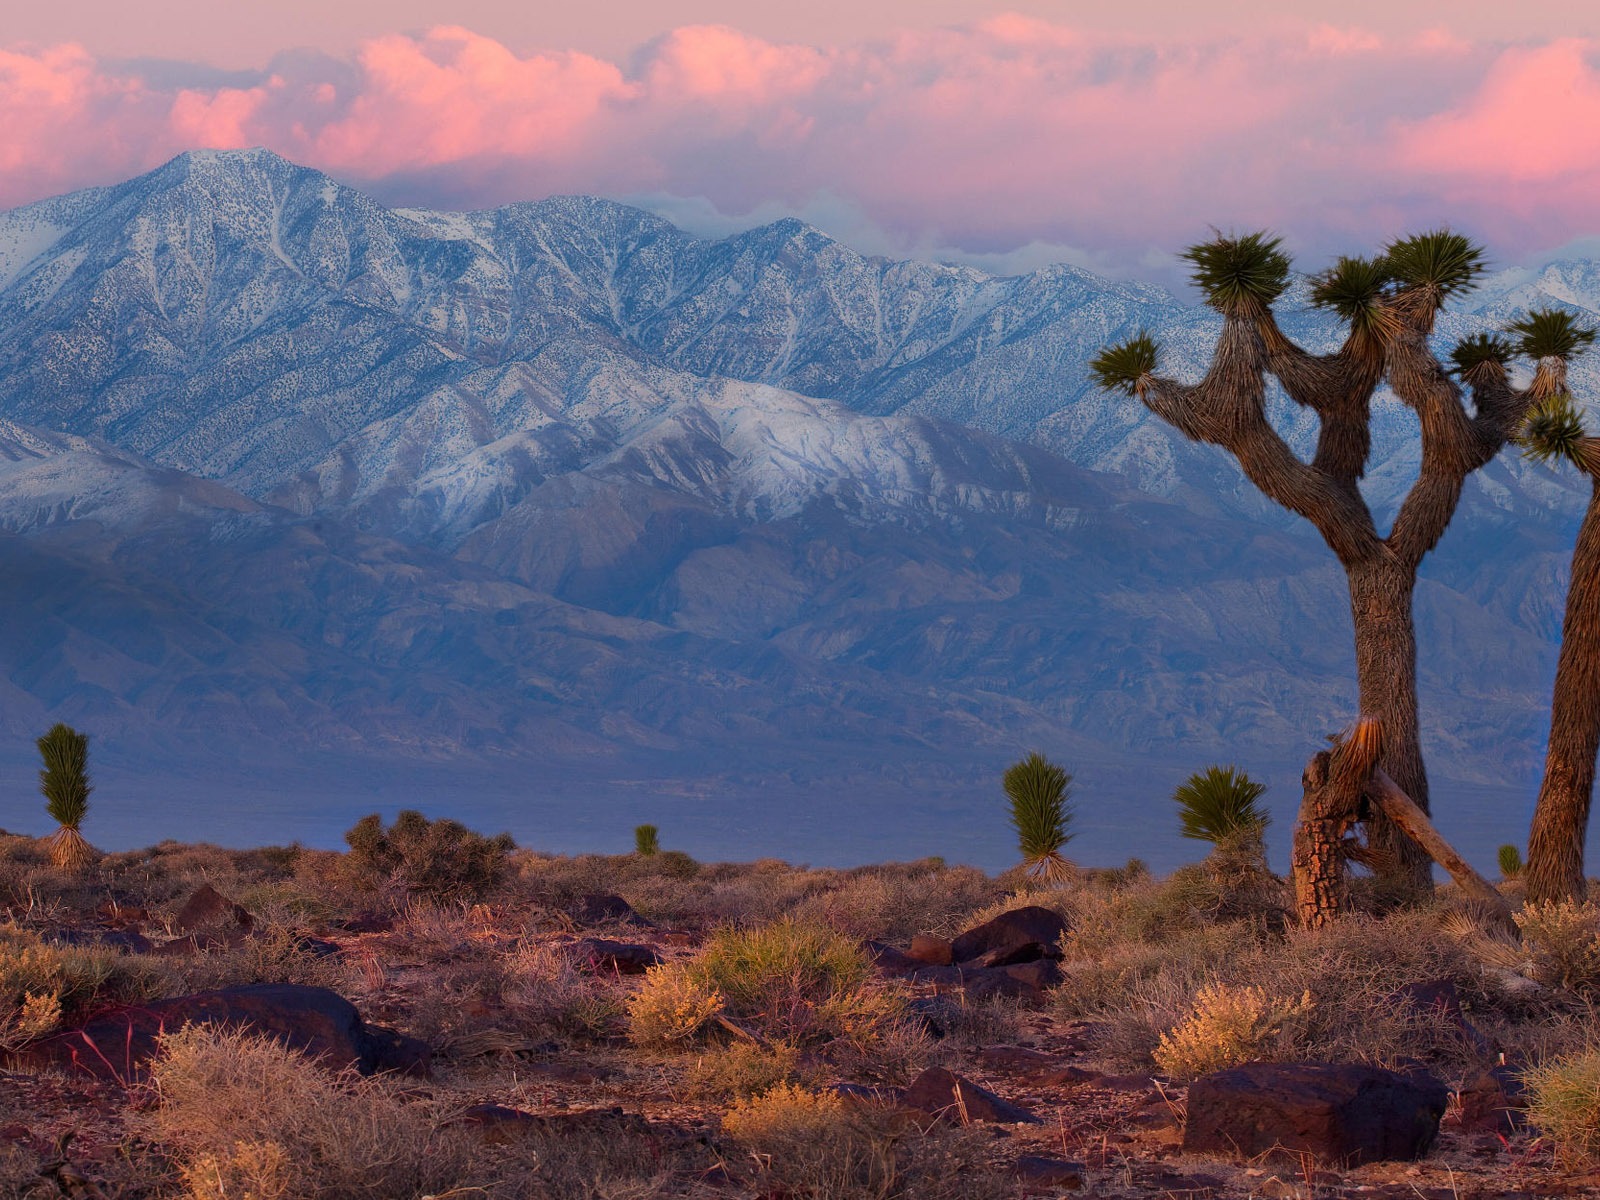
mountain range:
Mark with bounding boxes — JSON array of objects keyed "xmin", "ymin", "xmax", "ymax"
[{"xmin": 0, "ymin": 148, "xmax": 1592, "ymax": 870}]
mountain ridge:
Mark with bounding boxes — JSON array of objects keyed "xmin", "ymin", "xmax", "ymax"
[{"xmin": 0, "ymin": 150, "xmax": 1590, "ymax": 869}]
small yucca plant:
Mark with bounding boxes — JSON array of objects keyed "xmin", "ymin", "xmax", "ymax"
[
  {"xmin": 1003, "ymin": 753, "xmax": 1074, "ymax": 881},
  {"xmin": 1174, "ymin": 765, "xmax": 1268, "ymax": 846},
  {"xmin": 1498, "ymin": 844, "xmax": 1525, "ymax": 880},
  {"xmin": 634, "ymin": 823, "xmax": 660, "ymax": 857},
  {"xmin": 37, "ymin": 723, "xmax": 95, "ymax": 871}
]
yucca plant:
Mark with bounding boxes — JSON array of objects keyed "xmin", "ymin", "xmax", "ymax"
[
  {"xmin": 1499, "ymin": 844, "xmax": 1525, "ymax": 881},
  {"xmin": 1175, "ymin": 765, "xmax": 1268, "ymax": 847},
  {"xmin": 37, "ymin": 723, "xmax": 95, "ymax": 871},
  {"xmin": 1003, "ymin": 753, "xmax": 1074, "ymax": 881},
  {"xmin": 634, "ymin": 823, "xmax": 660, "ymax": 857}
]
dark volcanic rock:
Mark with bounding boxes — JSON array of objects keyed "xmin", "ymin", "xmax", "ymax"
[
  {"xmin": 574, "ymin": 894, "xmax": 653, "ymax": 927},
  {"xmin": 173, "ymin": 884, "xmax": 254, "ymax": 935},
  {"xmin": 569, "ymin": 938, "xmax": 663, "ymax": 974},
  {"xmin": 1390, "ymin": 979, "xmax": 1493, "ymax": 1058},
  {"xmin": 43, "ymin": 928, "xmax": 155, "ymax": 954},
  {"xmin": 864, "ymin": 940, "xmax": 922, "ymax": 976},
  {"xmin": 1011, "ymin": 1155, "xmax": 1086, "ymax": 1188},
  {"xmin": 901, "ymin": 1066, "xmax": 1040, "ymax": 1125},
  {"xmin": 8, "ymin": 983, "xmax": 429, "ymax": 1080},
  {"xmin": 949, "ymin": 907, "xmax": 1068, "ymax": 966},
  {"xmin": 1182, "ymin": 1062, "xmax": 1449, "ymax": 1166},
  {"xmin": 907, "ymin": 934, "xmax": 954, "ymax": 965},
  {"xmin": 1456, "ymin": 1065, "xmax": 1527, "ymax": 1134}
]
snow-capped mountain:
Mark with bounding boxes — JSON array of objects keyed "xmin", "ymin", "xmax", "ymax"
[{"xmin": 0, "ymin": 149, "xmax": 1589, "ymax": 867}]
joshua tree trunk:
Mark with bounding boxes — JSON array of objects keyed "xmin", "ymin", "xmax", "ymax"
[
  {"xmin": 1291, "ymin": 717, "xmax": 1513, "ymax": 930},
  {"xmin": 1348, "ymin": 559, "xmax": 1430, "ymax": 890},
  {"xmin": 1526, "ymin": 465, "xmax": 1600, "ymax": 904}
]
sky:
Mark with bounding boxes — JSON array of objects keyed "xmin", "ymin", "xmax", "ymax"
[{"xmin": 5, "ymin": 2, "xmax": 1600, "ymax": 278}]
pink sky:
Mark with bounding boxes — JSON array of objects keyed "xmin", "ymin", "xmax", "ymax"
[{"xmin": 5, "ymin": 5, "xmax": 1600, "ymax": 276}]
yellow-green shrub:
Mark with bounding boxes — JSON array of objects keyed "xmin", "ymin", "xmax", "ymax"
[
  {"xmin": 1526, "ymin": 1047, "xmax": 1600, "ymax": 1168},
  {"xmin": 1153, "ymin": 982, "xmax": 1312, "ymax": 1081}
]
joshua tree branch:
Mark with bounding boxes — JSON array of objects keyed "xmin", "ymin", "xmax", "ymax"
[{"xmin": 1140, "ymin": 318, "xmax": 1383, "ymax": 565}]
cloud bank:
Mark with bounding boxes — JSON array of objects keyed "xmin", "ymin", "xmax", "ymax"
[{"xmin": 3, "ymin": 21, "xmax": 1599, "ymax": 273}]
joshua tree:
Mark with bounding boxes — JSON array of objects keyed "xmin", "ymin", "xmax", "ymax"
[
  {"xmin": 634, "ymin": 823, "xmax": 661, "ymax": 857},
  {"xmin": 1175, "ymin": 765, "xmax": 1269, "ymax": 848},
  {"xmin": 1517, "ymin": 320, "xmax": 1600, "ymax": 903},
  {"xmin": 1004, "ymin": 752, "xmax": 1074, "ymax": 881},
  {"xmin": 1094, "ymin": 231, "xmax": 1550, "ymax": 898},
  {"xmin": 37, "ymin": 723, "xmax": 94, "ymax": 871}
]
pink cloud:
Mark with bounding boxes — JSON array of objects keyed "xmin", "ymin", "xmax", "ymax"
[{"xmin": 0, "ymin": 23, "xmax": 1596, "ymax": 271}]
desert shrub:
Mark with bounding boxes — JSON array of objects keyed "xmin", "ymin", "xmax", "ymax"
[
  {"xmin": 626, "ymin": 964, "xmax": 726, "ymax": 1048},
  {"xmin": 789, "ymin": 862, "xmax": 998, "ymax": 942},
  {"xmin": 501, "ymin": 941, "xmax": 620, "ymax": 1039},
  {"xmin": 0, "ymin": 928, "xmax": 166, "ymax": 1043},
  {"xmin": 147, "ymin": 1024, "xmax": 478, "ymax": 1200},
  {"xmin": 343, "ymin": 811, "xmax": 514, "ymax": 904},
  {"xmin": 686, "ymin": 1040, "xmax": 805, "ymax": 1100},
  {"xmin": 722, "ymin": 1084, "xmax": 1008, "ymax": 1200},
  {"xmin": 155, "ymin": 926, "xmax": 353, "ymax": 996},
  {"xmin": 1069, "ymin": 906, "xmax": 1485, "ymax": 1074},
  {"xmin": 1526, "ymin": 1046, "xmax": 1600, "ymax": 1169},
  {"xmin": 1515, "ymin": 900, "xmax": 1600, "ymax": 993},
  {"xmin": 694, "ymin": 919, "xmax": 882, "ymax": 1045},
  {"xmin": 629, "ymin": 920, "xmax": 906, "ymax": 1050},
  {"xmin": 1153, "ymin": 982, "xmax": 1312, "ymax": 1081},
  {"xmin": 634, "ymin": 824, "xmax": 660, "ymax": 856}
]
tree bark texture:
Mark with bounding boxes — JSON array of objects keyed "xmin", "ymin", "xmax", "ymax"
[
  {"xmin": 1291, "ymin": 749, "xmax": 1360, "ymax": 928},
  {"xmin": 1347, "ymin": 559, "xmax": 1432, "ymax": 899},
  {"xmin": 1526, "ymin": 472, "xmax": 1600, "ymax": 904}
]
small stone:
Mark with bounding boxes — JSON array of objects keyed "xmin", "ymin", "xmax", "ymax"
[
  {"xmin": 908, "ymin": 934, "xmax": 954, "ymax": 965},
  {"xmin": 949, "ymin": 907, "xmax": 1068, "ymax": 966},
  {"xmin": 1011, "ymin": 1155, "xmax": 1085, "ymax": 1187},
  {"xmin": 173, "ymin": 884, "xmax": 254, "ymax": 935},
  {"xmin": 901, "ymin": 1066, "xmax": 1040, "ymax": 1125},
  {"xmin": 568, "ymin": 938, "xmax": 662, "ymax": 974}
]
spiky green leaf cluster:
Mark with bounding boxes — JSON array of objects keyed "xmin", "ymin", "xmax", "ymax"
[
  {"xmin": 1521, "ymin": 394, "xmax": 1590, "ymax": 467},
  {"xmin": 1509, "ymin": 309, "xmax": 1597, "ymax": 362},
  {"xmin": 1498, "ymin": 844, "xmax": 1524, "ymax": 880},
  {"xmin": 1089, "ymin": 331, "xmax": 1159, "ymax": 396},
  {"xmin": 1003, "ymin": 752, "xmax": 1074, "ymax": 876},
  {"xmin": 37, "ymin": 723, "xmax": 92, "ymax": 830},
  {"xmin": 1174, "ymin": 765, "xmax": 1268, "ymax": 846},
  {"xmin": 1309, "ymin": 255, "xmax": 1394, "ymax": 337},
  {"xmin": 1181, "ymin": 232, "xmax": 1291, "ymax": 314},
  {"xmin": 1449, "ymin": 333, "xmax": 1514, "ymax": 377},
  {"xmin": 1383, "ymin": 230, "xmax": 1486, "ymax": 304},
  {"xmin": 634, "ymin": 823, "xmax": 660, "ymax": 856}
]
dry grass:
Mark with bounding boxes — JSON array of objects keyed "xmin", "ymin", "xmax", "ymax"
[
  {"xmin": 147, "ymin": 1024, "xmax": 481, "ymax": 1200},
  {"xmin": 720, "ymin": 1084, "xmax": 1010, "ymax": 1200}
]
